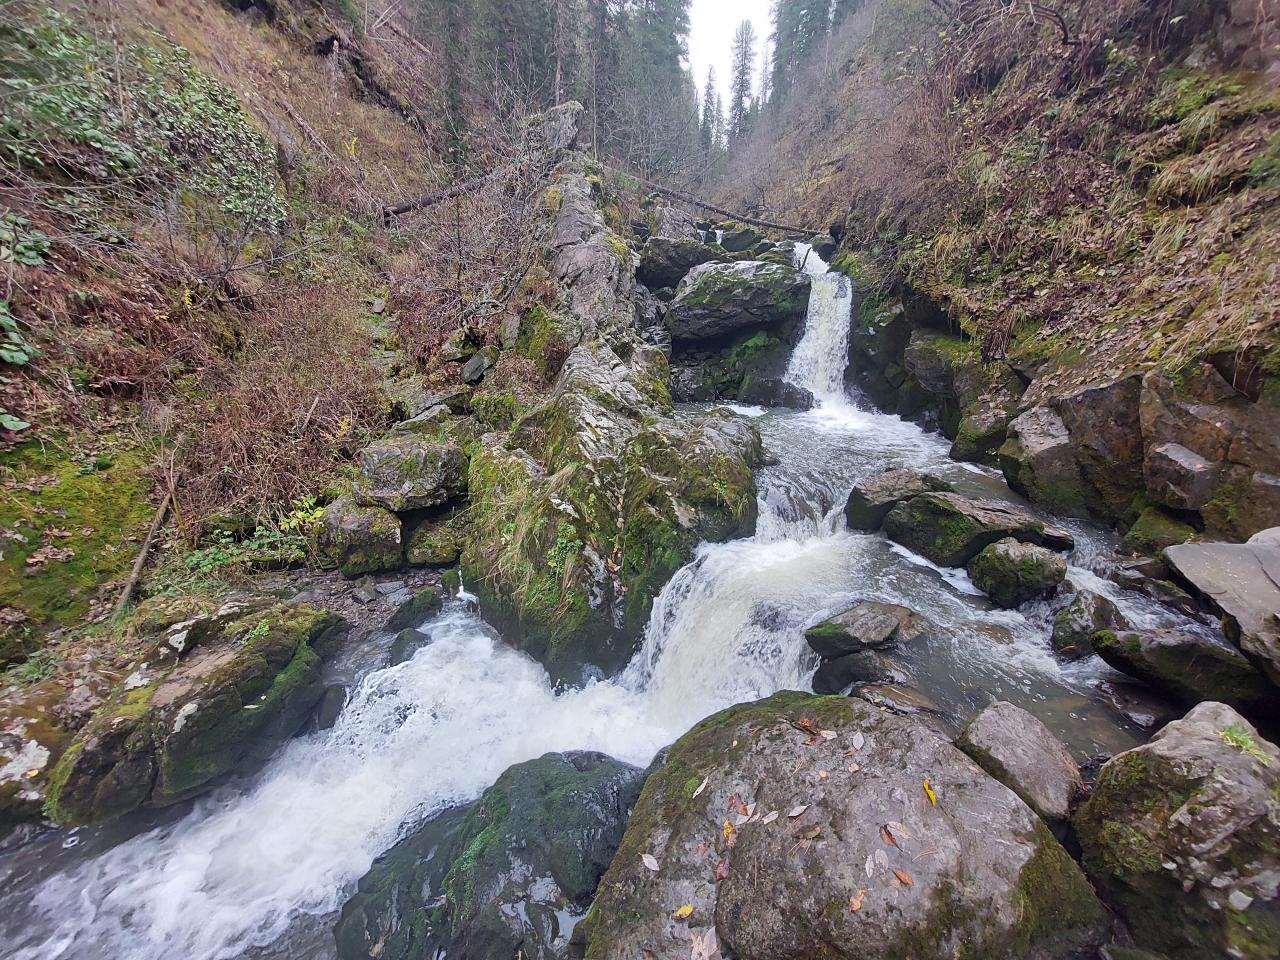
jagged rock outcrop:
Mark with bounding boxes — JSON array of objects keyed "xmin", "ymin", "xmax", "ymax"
[
  {"xmin": 664, "ymin": 261, "xmax": 811, "ymax": 345},
  {"xmin": 336, "ymin": 751, "xmax": 644, "ymax": 960},
  {"xmin": 578, "ymin": 691, "xmax": 1106, "ymax": 960},
  {"xmin": 882, "ymin": 492, "xmax": 1075, "ymax": 567},
  {"xmin": 1075, "ymin": 702, "xmax": 1280, "ymax": 959},
  {"xmin": 44, "ymin": 600, "xmax": 347, "ymax": 825},
  {"xmin": 636, "ymin": 237, "xmax": 724, "ymax": 290},
  {"xmin": 352, "ymin": 436, "xmax": 468, "ymax": 513},
  {"xmin": 844, "ymin": 468, "xmax": 953, "ymax": 531}
]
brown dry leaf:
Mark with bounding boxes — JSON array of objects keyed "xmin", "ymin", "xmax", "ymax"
[
  {"xmin": 892, "ymin": 868, "xmax": 914, "ymax": 888},
  {"xmin": 880, "ymin": 824, "xmax": 900, "ymax": 849},
  {"xmin": 795, "ymin": 824, "xmax": 821, "ymax": 840},
  {"xmin": 849, "ymin": 889, "xmax": 867, "ymax": 912},
  {"xmin": 787, "ymin": 804, "xmax": 808, "ymax": 818},
  {"xmin": 714, "ymin": 855, "xmax": 730, "ymax": 882},
  {"xmin": 722, "ymin": 819, "xmax": 737, "ymax": 847},
  {"xmin": 817, "ymin": 770, "xmax": 828, "ymax": 780},
  {"xmin": 691, "ymin": 842, "xmax": 709, "ymax": 858},
  {"xmin": 886, "ymin": 821, "xmax": 912, "ymax": 839}
]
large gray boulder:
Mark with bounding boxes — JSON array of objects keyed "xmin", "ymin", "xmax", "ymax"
[
  {"xmin": 636, "ymin": 236, "xmax": 723, "ymax": 289},
  {"xmin": 957, "ymin": 701, "xmax": 1081, "ymax": 824},
  {"xmin": 843, "ymin": 468, "xmax": 953, "ymax": 531},
  {"xmin": 336, "ymin": 751, "xmax": 645, "ymax": 960},
  {"xmin": 967, "ymin": 538, "xmax": 1068, "ymax": 608},
  {"xmin": 804, "ymin": 600, "xmax": 930, "ymax": 658},
  {"xmin": 1052, "ymin": 587, "xmax": 1126, "ymax": 659},
  {"xmin": 44, "ymin": 601, "xmax": 346, "ymax": 826},
  {"xmin": 353, "ymin": 436, "xmax": 468, "ymax": 512},
  {"xmin": 664, "ymin": 261, "xmax": 810, "ymax": 345},
  {"xmin": 1092, "ymin": 628, "xmax": 1273, "ymax": 715},
  {"xmin": 1165, "ymin": 536, "xmax": 1280, "ymax": 688},
  {"xmin": 318, "ymin": 494, "xmax": 403, "ymax": 577},
  {"xmin": 883, "ymin": 492, "xmax": 1075, "ymax": 567},
  {"xmin": 578, "ymin": 692, "xmax": 1107, "ymax": 960},
  {"xmin": 998, "ymin": 406, "xmax": 1088, "ymax": 516},
  {"xmin": 1075, "ymin": 702, "xmax": 1280, "ymax": 959}
]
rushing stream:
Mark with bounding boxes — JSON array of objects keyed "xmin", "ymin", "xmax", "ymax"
[{"xmin": 1, "ymin": 247, "xmax": 1196, "ymax": 960}]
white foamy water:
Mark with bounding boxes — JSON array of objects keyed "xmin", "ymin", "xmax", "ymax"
[{"xmin": 3, "ymin": 250, "xmax": 1171, "ymax": 960}]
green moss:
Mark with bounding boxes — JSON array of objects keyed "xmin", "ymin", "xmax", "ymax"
[
  {"xmin": 0, "ymin": 439, "xmax": 156, "ymax": 661},
  {"xmin": 1011, "ymin": 821, "xmax": 1107, "ymax": 952},
  {"xmin": 1120, "ymin": 506, "xmax": 1196, "ymax": 555}
]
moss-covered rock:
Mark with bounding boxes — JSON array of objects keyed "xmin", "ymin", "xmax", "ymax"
[
  {"xmin": 1092, "ymin": 628, "xmax": 1273, "ymax": 715},
  {"xmin": 804, "ymin": 600, "xmax": 931, "ymax": 658},
  {"xmin": 318, "ymin": 494, "xmax": 403, "ymax": 578},
  {"xmin": 1120, "ymin": 506, "xmax": 1196, "ymax": 555},
  {"xmin": 1051, "ymin": 587, "xmax": 1125, "ymax": 659},
  {"xmin": 967, "ymin": 538, "xmax": 1068, "ymax": 608},
  {"xmin": 1, "ymin": 678, "xmax": 73, "ymax": 833},
  {"xmin": 579, "ymin": 691, "xmax": 1105, "ymax": 960},
  {"xmin": 43, "ymin": 600, "xmax": 346, "ymax": 826},
  {"xmin": 883, "ymin": 492, "xmax": 1075, "ymax": 567},
  {"xmin": 1075, "ymin": 702, "xmax": 1280, "ymax": 959},
  {"xmin": 335, "ymin": 751, "xmax": 645, "ymax": 960},
  {"xmin": 384, "ymin": 586, "xmax": 442, "ymax": 631},
  {"xmin": 713, "ymin": 220, "xmax": 763, "ymax": 252},
  {"xmin": 404, "ymin": 507, "xmax": 467, "ymax": 567},
  {"xmin": 844, "ymin": 468, "xmax": 953, "ymax": 531},
  {"xmin": 999, "ymin": 406, "xmax": 1090, "ymax": 517},
  {"xmin": 636, "ymin": 236, "xmax": 724, "ymax": 289},
  {"xmin": 352, "ymin": 436, "xmax": 468, "ymax": 513},
  {"xmin": 664, "ymin": 261, "xmax": 811, "ymax": 345}
]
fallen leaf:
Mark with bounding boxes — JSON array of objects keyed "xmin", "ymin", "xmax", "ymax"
[
  {"xmin": 849, "ymin": 888, "xmax": 867, "ymax": 912},
  {"xmin": 923, "ymin": 779, "xmax": 937, "ymax": 807},
  {"xmin": 849, "ymin": 731, "xmax": 866, "ymax": 751},
  {"xmin": 787, "ymin": 804, "xmax": 808, "ymax": 818},
  {"xmin": 817, "ymin": 770, "xmax": 828, "ymax": 780},
  {"xmin": 674, "ymin": 904, "xmax": 694, "ymax": 920},
  {"xmin": 692, "ymin": 776, "xmax": 709, "ymax": 799},
  {"xmin": 714, "ymin": 855, "xmax": 730, "ymax": 882},
  {"xmin": 691, "ymin": 842, "xmax": 709, "ymax": 858},
  {"xmin": 761, "ymin": 810, "xmax": 779, "ymax": 824},
  {"xmin": 880, "ymin": 824, "xmax": 900, "ymax": 848},
  {"xmin": 792, "ymin": 717, "xmax": 822, "ymax": 737},
  {"xmin": 690, "ymin": 926, "xmax": 719, "ymax": 960},
  {"xmin": 727, "ymin": 794, "xmax": 748, "ymax": 817},
  {"xmin": 820, "ymin": 729, "xmax": 837, "ymax": 740},
  {"xmin": 642, "ymin": 853, "xmax": 660, "ymax": 872},
  {"xmin": 892, "ymin": 868, "xmax": 914, "ymax": 888},
  {"xmin": 795, "ymin": 824, "xmax": 821, "ymax": 840},
  {"xmin": 723, "ymin": 819, "xmax": 737, "ymax": 846},
  {"xmin": 886, "ymin": 820, "xmax": 912, "ymax": 839},
  {"xmin": 848, "ymin": 762, "xmax": 861, "ymax": 773}
]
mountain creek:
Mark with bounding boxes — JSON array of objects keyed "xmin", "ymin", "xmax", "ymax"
[{"xmin": 3, "ymin": 2, "xmax": 1280, "ymax": 957}]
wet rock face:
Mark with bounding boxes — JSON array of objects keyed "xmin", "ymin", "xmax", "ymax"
[
  {"xmin": 579, "ymin": 691, "xmax": 1106, "ymax": 960},
  {"xmin": 318, "ymin": 495, "xmax": 403, "ymax": 578},
  {"xmin": 663, "ymin": 261, "xmax": 811, "ymax": 345},
  {"xmin": 336, "ymin": 751, "xmax": 645, "ymax": 960},
  {"xmin": 967, "ymin": 538, "xmax": 1067, "ymax": 608},
  {"xmin": 1165, "ymin": 536, "xmax": 1280, "ymax": 689},
  {"xmin": 1075, "ymin": 702, "xmax": 1280, "ymax": 960},
  {"xmin": 1052, "ymin": 588, "xmax": 1125, "ymax": 659},
  {"xmin": 44, "ymin": 601, "xmax": 347, "ymax": 826},
  {"xmin": 882, "ymin": 492, "xmax": 1075, "ymax": 568},
  {"xmin": 999, "ymin": 406, "xmax": 1088, "ymax": 516},
  {"xmin": 957, "ymin": 701, "xmax": 1081, "ymax": 824},
  {"xmin": 1092, "ymin": 628, "xmax": 1273, "ymax": 715},
  {"xmin": 352, "ymin": 436, "xmax": 468, "ymax": 513},
  {"xmin": 804, "ymin": 601, "xmax": 930, "ymax": 658},
  {"xmin": 1, "ymin": 680, "xmax": 73, "ymax": 831},
  {"xmin": 636, "ymin": 237, "xmax": 724, "ymax": 290},
  {"xmin": 843, "ymin": 468, "xmax": 953, "ymax": 531}
]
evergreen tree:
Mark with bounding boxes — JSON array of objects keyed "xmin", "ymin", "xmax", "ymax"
[
  {"xmin": 700, "ymin": 67, "xmax": 716, "ymax": 157},
  {"xmin": 831, "ymin": 0, "xmax": 866, "ymax": 29},
  {"xmin": 770, "ymin": 0, "xmax": 831, "ymax": 104},
  {"xmin": 727, "ymin": 19, "xmax": 756, "ymax": 145}
]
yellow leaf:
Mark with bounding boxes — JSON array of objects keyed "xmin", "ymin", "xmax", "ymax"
[
  {"xmin": 674, "ymin": 904, "xmax": 694, "ymax": 920},
  {"xmin": 923, "ymin": 778, "xmax": 937, "ymax": 807}
]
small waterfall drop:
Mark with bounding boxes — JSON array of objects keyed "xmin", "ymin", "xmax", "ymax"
[{"xmin": 784, "ymin": 244, "xmax": 855, "ymax": 404}]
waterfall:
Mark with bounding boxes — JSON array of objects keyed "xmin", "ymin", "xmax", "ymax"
[{"xmin": 783, "ymin": 244, "xmax": 855, "ymax": 405}]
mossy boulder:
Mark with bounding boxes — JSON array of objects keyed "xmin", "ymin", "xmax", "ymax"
[
  {"xmin": 1, "ymin": 679, "xmax": 74, "ymax": 832},
  {"xmin": 335, "ymin": 751, "xmax": 645, "ymax": 960},
  {"xmin": 664, "ymin": 261, "xmax": 811, "ymax": 345},
  {"xmin": 844, "ymin": 468, "xmax": 953, "ymax": 531},
  {"xmin": 999, "ymin": 406, "xmax": 1090, "ymax": 517},
  {"xmin": 1052, "ymin": 588, "xmax": 1126, "ymax": 659},
  {"xmin": 1092, "ymin": 628, "xmax": 1273, "ymax": 716},
  {"xmin": 318, "ymin": 494, "xmax": 403, "ymax": 578},
  {"xmin": 967, "ymin": 538, "xmax": 1068, "ymax": 608},
  {"xmin": 352, "ymin": 436, "xmax": 468, "ymax": 512},
  {"xmin": 384, "ymin": 586, "xmax": 442, "ymax": 631},
  {"xmin": 636, "ymin": 236, "xmax": 724, "ymax": 289},
  {"xmin": 713, "ymin": 220, "xmax": 763, "ymax": 252},
  {"xmin": 404, "ymin": 507, "xmax": 467, "ymax": 567},
  {"xmin": 1121, "ymin": 507, "xmax": 1196, "ymax": 555},
  {"xmin": 804, "ymin": 600, "xmax": 930, "ymax": 658},
  {"xmin": 44, "ymin": 600, "xmax": 347, "ymax": 826},
  {"xmin": 1075, "ymin": 702, "xmax": 1280, "ymax": 959},
  {"xmin": 882, "ymin": 492, "xmax": 1075, "ymax": 568},
  {"xmin": 578, "ymin": 691, "xmax": 1105, "ymax": 960}
]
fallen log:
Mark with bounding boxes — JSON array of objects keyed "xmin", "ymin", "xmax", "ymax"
[{"xmin": 606, "ymin": 167, "xmax": 821, "ymax": 237}]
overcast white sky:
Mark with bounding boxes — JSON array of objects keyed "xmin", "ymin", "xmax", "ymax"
[{"xmin": 686, "ymin": 0, "xmax": 773, "ymax": 105}]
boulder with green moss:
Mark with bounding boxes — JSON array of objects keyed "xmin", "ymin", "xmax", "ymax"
[
  {"xmin": 578, "ymin": 691, "xmax": 1105, "ymax": 960},
  {"xmin": 804, "ymin": 600, "xmax": 930, "ymax": 658},
  {"xmin": 714, "ymin": 220, "xmax": 763, "ymax": 252},
  {"xmin": 883, "ymin": 492, "xmax": 1075, "ymax": 568},
  {"xmin": 404, "ymin": 507, "xmax": 467, "ymax": 567},
  {"xmin": 844, "ymin": 468, "xmax": 953, "ymax": 531},
  {"xmin": 318, "ymin": 494, "xmax": 403, "ymax": 577},
  {"xmin": 1092, "ymin": 628, "xmax": 1273, "ymax": 715},
  {"xmin": 1075, "ymin": 702, "xmax": 1280, "ymax": 959},
  {"xmin": 636, "ymin": 236, "xmax": 724, "ymax": 289},
  {"xmin": 352, "ymin": 436, "xmax": 468, "ymax": 513},
  {"xmin": 43, "ymin": 600, "xmax": 347, "ymax": 826},
  {"xmin": 1, "ymin": 678, "xmax": 73, "ymax": 832},
  {"xmin": 335, "ymin": 751, "xmax": 645, "ymax": 960},
  {"xmin": 664, "ymin": 261, "xmax": 810, "ymax": 345},
  {"xmin": 999, "ymin": 406, "xmax": 1090, "ymax": 517},
  {"xmin": 1052, "ymin": 588, "xmax": 1126, "ymax": 659},
  {"xmin": 1121, "ymin": 506, "xmax": 1196, "ymax": 555},
  {"xmin": 967, "ymin": 538, "xmax": 1068, "ymax": 608}
]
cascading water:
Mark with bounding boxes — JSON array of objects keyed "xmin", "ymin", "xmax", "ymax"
[{"xmin": 2, "ymin": 249, "xmax": 1196, "ymax": 960}]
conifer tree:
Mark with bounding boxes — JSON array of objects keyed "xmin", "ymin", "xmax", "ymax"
[{"xmin": 727, "ymin": 19, "xmax": 756, "ymax": 145}]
